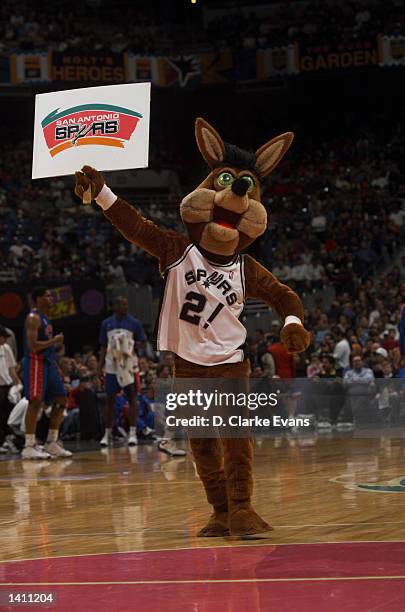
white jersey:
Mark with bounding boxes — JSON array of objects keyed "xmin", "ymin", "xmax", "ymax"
[{"xmin": 157, "ymin": 245, "xmax": 247, "ymax": 366}]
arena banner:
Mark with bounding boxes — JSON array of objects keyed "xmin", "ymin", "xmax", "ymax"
[
  {"xmin": 51, "ymin": 52, "xmax": 127, "ymax": 83},
  {"xmin": 232, "ymin": 49, "xmax": 258, "ymax": 81},
  {"xmin": 200, "ymin": 50, "xmax": 234, "ymax": 84},
  {"xmin": 47, "ymin": 285, "xmax": 76, "ymax": 320},
  {"xmin": 154, "ymin": 55, "xmax": 201, "ymax": 87},
  {"xmin": 10, "ymin": 53, "xmax": 50, "ymax": 84},
  {"xmin": 32, "ymin": 81, "xmax": 151, "ymax": 179},
  {"xmin": 126, "ymin": 55, "xmax": 158, "ymax": 82},
  {"xmin": 256, "ymin": 46, "xmax": 298, "ymax": 78},
  {"xmin": 127, "ymin": 54, "xmax": 202, "ymax": 87},
  {"xmin": 298, "ymin": 39, "xmax": 381, "ymax": 72},
  {"xmin": 0, "ymin": 282, "xmax": 106, "ymax": 326},
  {"xmin": 7, "ymin": 40, "xmax": 398, "ymax": 87},
  {"xmin": 0, "ymin": 54, "xmax": 11, "ymax": 84},
  {"xmin": 379, "ymin": 35, "xmax": 405, "ymax": 66}
]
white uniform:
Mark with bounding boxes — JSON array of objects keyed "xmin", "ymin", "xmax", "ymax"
[{"xmin": 157, "ymin": 245, "xmax": 247, "ymax": 366}]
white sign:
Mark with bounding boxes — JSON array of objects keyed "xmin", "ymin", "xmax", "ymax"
[{"xmin": 32, "ymin": 82, "xmax": 150, "ymax": 179}]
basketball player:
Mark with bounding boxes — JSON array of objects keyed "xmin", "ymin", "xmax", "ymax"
[
  {"xmin": 22, "ymin": 287, "xmax": 72, "ymax": 459},
  {"xmin": 98, "ymin": 296, "xmax": 146, "ymax": 446}
]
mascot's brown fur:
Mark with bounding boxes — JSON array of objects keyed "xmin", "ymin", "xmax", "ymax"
[{"xmin": 75, "ymin": 118, "xmax": 310, "ymax": 538}]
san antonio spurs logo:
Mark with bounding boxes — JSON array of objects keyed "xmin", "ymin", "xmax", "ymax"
[
  {"xmin": 41, "ymin": 103, "xmax": 143, "ymax": 157},
  {"xmin": 332, "ymin": 474, "xmax": 405, "ymax": 493},
  {"xmin": 355, "ymin": 477, "xmax": 405, "ymax": 493}
]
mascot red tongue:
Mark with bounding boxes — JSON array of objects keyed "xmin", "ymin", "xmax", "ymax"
[{"xmin": 74, "ymin": 117, "xmax": 310, "ymax": 538}]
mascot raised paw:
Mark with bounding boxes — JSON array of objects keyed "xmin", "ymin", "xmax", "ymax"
[{"xmin": 75, "ymin": 118, "xmax": 310, "ymax": 538}]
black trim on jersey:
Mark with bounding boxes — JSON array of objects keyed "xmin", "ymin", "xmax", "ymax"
[
  {"xmin": 165, "ymin": 243, "xmax": 194, "ymax": 272},
  {"xmin": 153, "ymin": 269, "xmax": 170, "ymax": 348},
  {"xmin": 237, "ymin": 257, "xmax": 247, "ymax": 361},
  {"xmin": 237, "ymin": 311, "xmax": 248, "ymax": 362},
  {"xmin": 240, "ymin": 255, "xmax": 246, "ymax": 298},
  {"xmin": 195, "ymin": 244, "xmax": 239, "ymax": 268},
  {"xmin": 206, "ymin": 255, "xmax": 239, "ymax": 268},
  {"xmin": 237, "ymin": 344, "xmax": 248, "ymax": 362}
]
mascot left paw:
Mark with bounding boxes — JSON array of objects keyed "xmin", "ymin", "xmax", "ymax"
[
  {"xmin": 74, "ymin": 165, "xmax": 105, "ymax": 202},
  {"xmin": 280, "ymin": 323, "xmax": 311, "ymax": 354},
  {"xmin": 229, "ymin": 507, "xmax": 273, "ymax": 538},
  {"xmin": 197, "ymin": 511, "xmax": 230, "ymax": 537}
]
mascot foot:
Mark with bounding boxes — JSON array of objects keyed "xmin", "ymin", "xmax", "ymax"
[
  {"xmin": 197, "ymin": 512, "xmax": 229, "ymax": 537},
  {"xmin": 229, "ymin": 508, "xmax": 273, "ymax": 539}
]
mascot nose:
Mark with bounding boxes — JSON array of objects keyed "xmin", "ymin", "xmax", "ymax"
[{"xmin": 231, "ymin": 177, "xmax": 250, "ymax": 197}]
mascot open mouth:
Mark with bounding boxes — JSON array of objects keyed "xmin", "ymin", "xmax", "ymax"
[{"xmin": 213, "ymin": 206, "xmax": 241, "ymax": 230}]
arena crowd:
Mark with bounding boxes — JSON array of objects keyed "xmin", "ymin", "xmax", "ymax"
[
  {"xmin": 0, "ymin": 0, "xmax": 403, "ymax": 55},
  {"xmin": 0, "ymin": 119, "xmax": 403, "ymax": 292}
]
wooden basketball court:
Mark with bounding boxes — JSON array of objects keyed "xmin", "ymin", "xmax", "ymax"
[{"xmin": 0, "ymin": 434, "xmax": 405, "ymax": 610}]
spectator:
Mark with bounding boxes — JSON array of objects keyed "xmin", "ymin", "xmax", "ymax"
[
  {"xmin": 272, "ymin": 260, "xmax": 291, "ymax": 282},
  {"xmin": 375, "ymin": 360, "xmax": 400, "ymax": 424},
  {"xmin": 342, "ymin": 355, "xmax": 375, "ymax": 429},
  {"xmin": 0, "ymin": 326, "xmax": 21, "ymax": 452},
  {"xmin": 382, "ymin": 329, "xmax": 399, "ymax": 352},
  {"xmin": 261, "ymin": 348, "xmax": 275, "ymax": 378},
  {"xmin": 269, "ymin": 341, "xmax": 295, "ymax": 379},
  {"xmin": 4, "ymin": 327, "xmax": 17, "ymax": 360},
  {"xmin": 333, "ymin": 328, "xmax": 351, "ymax": 376},
  {"xmin": 252, "ymin": 329, "xmax": 268, "ymax": 362},
  {"xmin": 307, "ymin": 354, "xmax": 323, "ymax": 379},
  {"xmin": 317, "ymin": 355, "xmax": 345, "ymax": 428}
]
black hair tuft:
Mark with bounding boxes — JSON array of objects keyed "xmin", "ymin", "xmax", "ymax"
[
  {"xmin": 214, "ymin": 142, "xmax": 259, "ymax": 176},
  {"xmin": 31, "ymin": 286, "xmax": 48, "ymax": 303}
]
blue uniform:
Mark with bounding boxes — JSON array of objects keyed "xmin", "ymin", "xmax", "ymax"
[
  {"xmin": 23, "ymin": 309, "xmax": 66, "ymax": 402},
  {"xmin": 99, "ymin": 314, "xmax": 146, "ymax": 395},
  {"xmin": 400, "ymin": 305, "xmax": 405, "ymax": 358}
]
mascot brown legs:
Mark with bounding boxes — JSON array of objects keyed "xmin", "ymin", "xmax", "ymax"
[
  {"xmin": 189, "ymin": 438, "xmax": 229, "ymax": 536},
  {"xmin": 190, "ymin": 437, "xmax": 272, "ymax": 538},
  {"xmin": 175, "ymin": 356, "xmax": 272, "ymax": 537},
  {"xmin": 223, "ymin": 437, "xmax": 272, "ymax": 537}
]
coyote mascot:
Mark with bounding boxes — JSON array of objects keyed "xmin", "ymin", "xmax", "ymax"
[{"xmin": 75, "ymin": 118, "xmax": 310, "ymax": 537}]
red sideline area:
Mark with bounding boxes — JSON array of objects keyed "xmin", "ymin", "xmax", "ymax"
[{"xmin": 0, "ymin": 541, "xmax": 404, "ymax": 611}]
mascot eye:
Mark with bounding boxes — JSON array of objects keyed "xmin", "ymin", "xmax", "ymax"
[
  {"xmin": 240, "ymin": 175, "xmax": 255, "ymax": 193},
  {"xmin": 217, "ymin": 171, "xmax": 235, "ymax": 187}
]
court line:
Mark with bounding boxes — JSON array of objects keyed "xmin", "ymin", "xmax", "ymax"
[
  {"xmin": 270, "ymin": 521, "xmax": 405, "ymax": 528},
  {"xmin": 2, "ymin": 520, "xmax": 405, "ymax": 536},
  {"xmin": 3, "ymin": 473, "xmax": 405, "ymax": 487},
  {"xmin": 2, "ymin": 473, "xmax": 355, "ymax": 486},
  {"xmin": 0, "ymin": 539, "xmax": 404, "ymax": 566},
  {"xmin": 2, "ymin": 575, "xmax": 405, "ymax": 586},
  {"xmin": 0, "ymin": 478, "xmax": 283, "ymax": 487}
]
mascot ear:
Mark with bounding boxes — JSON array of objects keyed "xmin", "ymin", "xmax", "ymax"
[
  {"xmin": 255, "ymin": 132, "xmax": 294, "ymax": 177},
  {"xmin": 195, "ymin": 117, "xmax": 225, "ymax": 167}
]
